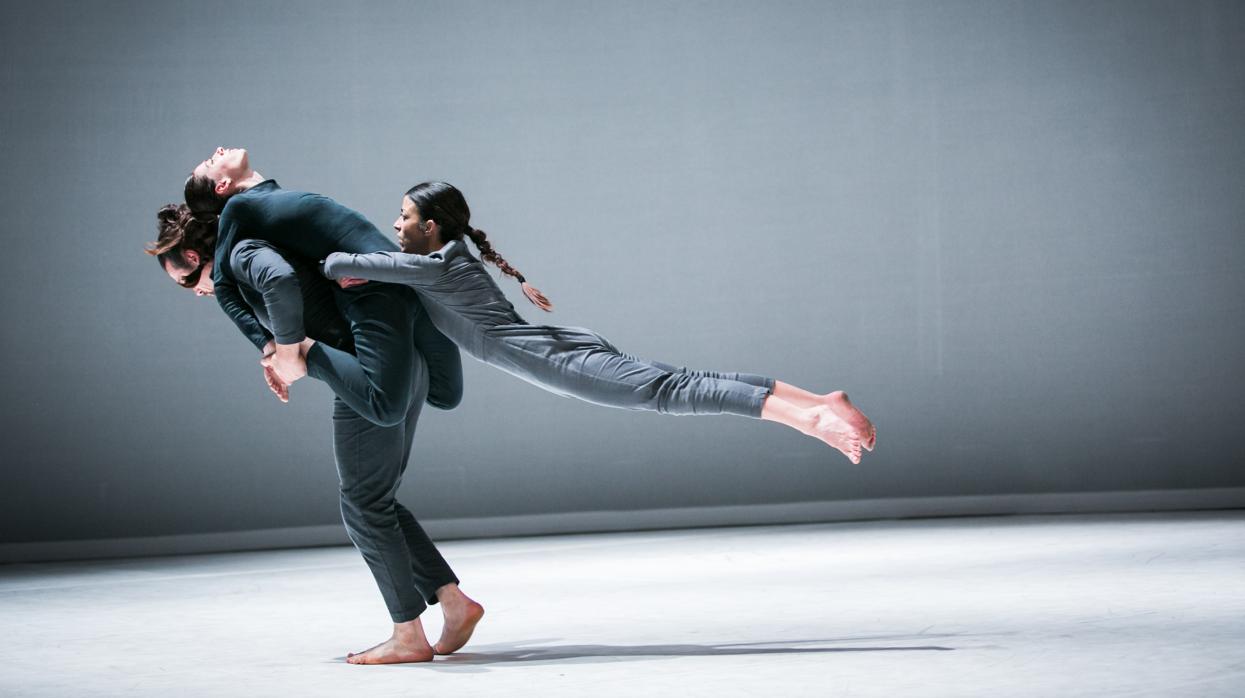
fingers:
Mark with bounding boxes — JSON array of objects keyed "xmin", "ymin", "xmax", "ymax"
[{"xmin": 263, "ymin": 365, "xmax": 290, "ymax": 402}]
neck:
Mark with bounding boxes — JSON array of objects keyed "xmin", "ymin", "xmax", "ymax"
[{"xmin": 235, "ymin": 171, "xmax": 267, "ymax": 192}]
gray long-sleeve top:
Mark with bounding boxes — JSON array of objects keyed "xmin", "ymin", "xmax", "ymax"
[{"xmin": 321, "ymin": 239, "xmax": 525, "ymax": 359}]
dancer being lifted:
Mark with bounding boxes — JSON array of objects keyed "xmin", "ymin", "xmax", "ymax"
[{"xmin": 305, "ymin": 181, "xmax": 877, "ymax": 463}]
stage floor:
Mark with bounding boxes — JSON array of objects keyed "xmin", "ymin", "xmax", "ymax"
[{"xmin": 3, "ymin": 510, "xmax": 1243, "ymax": 697}]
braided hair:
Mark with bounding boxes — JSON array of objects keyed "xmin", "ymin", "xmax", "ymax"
[{"xmin": 404, "ymin": 181, "xmax": 552, "ymax": 312}]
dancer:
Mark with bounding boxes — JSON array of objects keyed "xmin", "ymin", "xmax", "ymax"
[
  {"xmin": 185, "ymin": 146, "xmax": 461, "ymax": 424},
  {"xmin": 156, "ymin": 147, "xmax": 484, "ymax": 663},
  {"xmin": 317, "ymin": 182, "xmax": 877, "ymax": 463}
]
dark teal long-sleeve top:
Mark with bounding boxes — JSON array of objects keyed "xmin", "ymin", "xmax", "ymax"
[{"xmin": 212, "ymin": 179, "xmax": 402, "ymax": 350}]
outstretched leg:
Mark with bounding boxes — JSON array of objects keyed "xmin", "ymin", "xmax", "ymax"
[{"xmin": 485, "ymin": 325, "xmax": 870, "ymax": 463}]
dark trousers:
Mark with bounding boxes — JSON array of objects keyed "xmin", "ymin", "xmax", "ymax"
[
  {"xmin": 331, "ymin": 356, "xmax": 460, "ymax": 623},
  {"xmin": 300, "ymin": 284, "xmax": 461, "ymax": 622},
  {"xmin": 306, "ymin": 284, "xmax": 463, "ymax": 427}
]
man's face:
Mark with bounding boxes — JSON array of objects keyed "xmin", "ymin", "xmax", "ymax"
[
  {"xmin": 192, "ymin": 146, "xmax": 250, "ymax": 196},
  {"xmin": 163, "ymin": 253, "xmax": 215, "ymax": 297}
]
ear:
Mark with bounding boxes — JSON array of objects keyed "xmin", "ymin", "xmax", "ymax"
[
  {"xmin": 184, "ymin": 249, "xmax": 201, "ymax": 266},
  {"xmin": 423, "ymin": 219, "xmax": 437, "ymax": 237},
  {"xmin": 215, "ymin": 177, "xmax": 232, "ymax": 196}
]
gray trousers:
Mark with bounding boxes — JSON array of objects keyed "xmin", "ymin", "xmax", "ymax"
[
  {"xmin": 330, "ymin": 342, "xmax": 459, "ymax": 623},
  {"xmin": 482, "ymin": 324, "xmax": 775, "ymax": 417}
]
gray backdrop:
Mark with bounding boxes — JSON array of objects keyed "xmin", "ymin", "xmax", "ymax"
[{"xmin": 2, "ymin": 0, "xmax": 1243, "ymax": 550}]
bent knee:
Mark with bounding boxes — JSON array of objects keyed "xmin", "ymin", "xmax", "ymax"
[{"xmin": 426, "ymin": 389, "xmax": 463, "ymax": 411}]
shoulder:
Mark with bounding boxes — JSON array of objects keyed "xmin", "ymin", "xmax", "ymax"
[
  {"xmin": 220, "ymin": 193, "xmax": 251, "ymax": 222},
  {"xmin": 223, "ymin": 180, "xmax": 282, "ymax": 214},
  {"xmin": 443, "ymin": 238, "xmax": 471, "ymax": 259},
  {"xmin": 230, "ymin": 239, "xmax": 288, "ymax": 268},
  {"xmin": 232, "ymin": 238, "xmax": 280, "ymax": 256}
]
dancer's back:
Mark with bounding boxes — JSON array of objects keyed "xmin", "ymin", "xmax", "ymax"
[{"xmin": 214, "ymin": 179, "xmax": 398, "ymax": 288}]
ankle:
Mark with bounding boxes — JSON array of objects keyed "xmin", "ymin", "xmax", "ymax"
[
  {"xmin": 393, "ymin": 619, "xmax": 425, "ymax": 639},
  {"xmin": 435, "ymin": 582, "xmax": 464, "ymax": 604}
]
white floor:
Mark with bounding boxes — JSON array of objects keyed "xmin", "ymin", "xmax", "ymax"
[{"xmin": 2, "ymin": 511, "xmax": 1243, "ymax": 697}]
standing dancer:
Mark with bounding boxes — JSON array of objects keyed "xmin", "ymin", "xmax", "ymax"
[
  {"xmin": 155, "ymin": 147, "xmax": 482, "ymax": 664},
  {"xmin": 315, "ymin": 182, "xmax": 877, "ymax": 462}
]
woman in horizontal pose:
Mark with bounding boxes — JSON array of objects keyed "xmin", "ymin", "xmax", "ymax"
[{"xmin": 315, "ymin": 181, "xmax": 877, "ymax": 463}]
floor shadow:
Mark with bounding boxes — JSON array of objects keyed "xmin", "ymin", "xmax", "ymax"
[{"xmin": 336, "ymin": 632, "xmax": 987, "ymax": 669}]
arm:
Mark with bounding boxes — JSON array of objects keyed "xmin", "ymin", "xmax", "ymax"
[
  {"xmin": 214, "ymin": 276, "xmax": 274, "ymax": 352},
  {"xmin": 231, "ymin": 241, "xmax": 306, "ymax": 346},
  {"xmin": 230, "ymin": 240, "xmax": 308, "ymax": 383},
  {"xmin": 322, "ymin": 250, "xmax": 446, "ymax": 287},
  {"xmin": 212, "ymin": 203, "xmax": 273, "ymax": 353}
]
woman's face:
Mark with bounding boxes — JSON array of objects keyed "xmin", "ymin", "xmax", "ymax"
[
  {"xmin": 393, "ymin": 196, "xmax": 434, "ymax": 253},
  {"xmin": 163, "ymin": 251, "xmax": 215, "ymax": 297},
  {"xmin": 193, "ymin": 147, "xmax": 250, "ymax": 195}
]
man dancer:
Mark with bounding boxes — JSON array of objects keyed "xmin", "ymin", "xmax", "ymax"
[{"xmin": 151, "ymin": 201, "xmax": 483, "ymax": 664}]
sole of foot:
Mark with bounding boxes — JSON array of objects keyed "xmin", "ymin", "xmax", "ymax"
[
  {"xmin": 824, "ymin": 391, "xmax": 875, "ymax": 451},
  {"xmin": 808, "ymin": 405, "xmax": 863, "ymax": 464}
]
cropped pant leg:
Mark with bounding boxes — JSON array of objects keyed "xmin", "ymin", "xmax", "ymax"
[
  {"xmin": 331, "ymin": 355, "xmax": 458, "ymax": 623},
  {"xmin": 489, "ymin": 325, "xmax": 775, "ymax": 418}
]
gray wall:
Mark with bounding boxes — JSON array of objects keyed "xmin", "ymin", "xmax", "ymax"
[{"xmin": 2, "ymin": 0, "xmax": 1242, "ymax": 546}]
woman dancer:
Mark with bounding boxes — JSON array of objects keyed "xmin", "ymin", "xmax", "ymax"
[
  {"xmin": 318, "ymin": 182, "xmax": 877, "ymax": 463},
  {"xmin": 185, "ymin": 146, "xmax": 461, "ymax": 423}
]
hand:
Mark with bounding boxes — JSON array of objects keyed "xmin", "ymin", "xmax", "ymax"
[
  {"xmin": 261, "ymin": 343, "xmax": 308, "ymax": 384},
  {"xmin": 337, "ymin": 276, "xmax": 369, "ymax": 289},
  {"xmin": 262, "ymin": 363, "xmax": 290, "ymax": 403},
  {"xmin": 262, "ymin": 340, "xmax": 277, "ymax": 359}
]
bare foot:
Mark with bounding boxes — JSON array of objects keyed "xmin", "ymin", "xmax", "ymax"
[
  {"xmin": 824, "ymin": 391, "xmax": 876, "ymax": 451},
  {"xmin": 434, "ymin": 598, "xmax": 484, "ymax": 655},
  {"xmin": 806, "ymin": 405, "xmax": 864, "ymax": 464},
  {"xmin": 347, "ymin": 622, "xmax": 434, "ymax": 665}
]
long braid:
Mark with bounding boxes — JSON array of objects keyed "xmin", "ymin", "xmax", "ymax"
[
  {"xmin": 463, "ymin": 226, "xmax": 552, "ymax": 312},
  {"xmin": 463, "ymin": 227, "xmax": 523, "ymax": 281}
]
